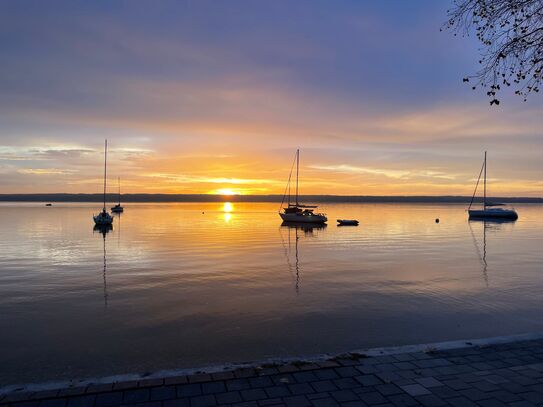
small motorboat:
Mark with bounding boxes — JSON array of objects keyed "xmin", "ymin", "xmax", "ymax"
[
  {"xmin": 45, "ymin": 203, "xmax": 52, "ymax": 207},
  {"xmin": 337, "ymin": 219, "xmax": 359, "ymax": 226}
]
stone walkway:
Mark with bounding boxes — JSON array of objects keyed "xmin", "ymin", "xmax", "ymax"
[{"xmin": 3, "ymin": 338, "xmax": 543, "ymax": 407}]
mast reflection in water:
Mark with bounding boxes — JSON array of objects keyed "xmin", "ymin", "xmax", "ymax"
[
  {"xmin": 469, "ymin": 217, "xmax": 517, "ymax": 286},
  {"xmin": 93, "ymin": 224, "xmax": 112, "ymax": 307},
  {"xmin": 280, "ymin": 222, "xmax": 326, "ymax": 293}
]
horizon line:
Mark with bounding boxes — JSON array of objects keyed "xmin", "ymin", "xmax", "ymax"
[{"xmin": 1, "ymin": 193, "xmax": 542, "ymax": 203}]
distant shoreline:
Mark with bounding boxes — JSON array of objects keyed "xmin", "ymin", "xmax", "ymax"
[{"xmin": 0, "ymin": 194, "xmax": 542, "ymax": 203}]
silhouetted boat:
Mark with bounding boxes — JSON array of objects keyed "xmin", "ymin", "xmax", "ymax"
[
  {"xmin": 111, "ymin": 177, "xmax": 124, "ymax": 213},
  {"xmin": 337, "ymin": 219, "xmax": 359, "ymax": 226},
  {"xmin": 279, "ymin": 149, "xmax": 327, "ymax": 224},
  {"xmin": 93, "ymin": 140, "xmax": 113, "ymax": 226},
  {"xmin": 45, "ymin": 203, "xmax": 52, "ymax": 207},
  {"xmin": 468, "ymin": 152, "xmax": 518, "ymax": 220}
]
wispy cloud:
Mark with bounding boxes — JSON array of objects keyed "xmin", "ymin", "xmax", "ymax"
[{"xmin": 17, "ymin": 168, "xmax": 79, "ymax": 175}]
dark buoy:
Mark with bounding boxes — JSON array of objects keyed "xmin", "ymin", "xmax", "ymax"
[
  {"xmin": 435, "ymin": 218, "xmax": 440, "ymax": 223},
  {"xmin": 202, "ymin": 211, "xmax": 205, "ymax": 214}
]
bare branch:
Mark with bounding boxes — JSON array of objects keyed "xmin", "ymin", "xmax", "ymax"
[{"xmin": 444, "ymin": 0, "xmax": 543, "ymax": 104}]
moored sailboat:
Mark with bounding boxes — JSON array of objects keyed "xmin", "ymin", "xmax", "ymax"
[
  {"xmin": 279, "ymin": 149, "xmax": 327, "ymax": 224},
  {"xmin": 93, "ymin": 140, "xmax": 114, "ymax": 226},
  {"xmin": 467, "ymin": 152, "xmax": 518, "ymax": 220},
  {"xmin": 111, "ymin": 177, "xmax": 124, "ymax": 213}
]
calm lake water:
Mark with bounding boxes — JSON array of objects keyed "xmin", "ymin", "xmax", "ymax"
[{"xmin": 1, "ymin": 202, "xmax": 543, "ymax": 386}]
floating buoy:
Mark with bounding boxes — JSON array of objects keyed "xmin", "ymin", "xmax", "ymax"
[
  {"xmin": 202, "ymin": 211, "xmax": 205, "ymax": 214},
  {"xmin": 435, "ymin": 218, "xmax": 440, "ymax": 223}
]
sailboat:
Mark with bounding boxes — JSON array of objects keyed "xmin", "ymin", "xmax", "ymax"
[
  {"xmin": 279, "ymin": 149, "xmax": 327, "ymax": 224},
  {"xmin": 111, "ymin": 177, "xmax": 124, "ymax": 213},
  {"xmin": 467, "ymin": 151, "xmax": 518, "ymax": 220},
  {"xmin": 93, "ymin": 140, "xmax": 114, "ymax": 226}
]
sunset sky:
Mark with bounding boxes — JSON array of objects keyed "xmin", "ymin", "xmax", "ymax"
[{"xmin": 1, "ymin": 1, "xmax": 542, "ymax": 196}]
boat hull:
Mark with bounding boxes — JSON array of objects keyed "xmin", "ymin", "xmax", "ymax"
[
  {"xmin": 337, "ymin": 219, "xmax": 359, "ymax": 226},
  {"xmin": 93, "ymin": 212, "xmax": 114, "ymax": 225},
  {"xmin": 280, "ymin": 213, "xmax": 327, "ymax": 224},
  {"xmin": 111, "ymin": 206, "xmax": 124, "ymax": 213},
  {"xmin": 468, "ymin": 209, "xmax": 518, "ymax": 220}
]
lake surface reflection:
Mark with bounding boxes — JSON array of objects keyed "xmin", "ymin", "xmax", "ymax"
[{"xmin": 1, "ymin": 202, "xmax": 542, "ymax": 385}]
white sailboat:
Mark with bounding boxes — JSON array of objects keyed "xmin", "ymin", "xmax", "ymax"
[
  {"xmin": 467, "ymin": 151, "xmax": 518, "ymax": 220},
  {"xmin": 111, "ymin": 177, "xmax": 124, "ymax": 213},
  {"xmin": 279, "ymin": 149, "xmax": 327, "ymax": 224},
  {"xmin": 93, "ymin": 140, "xmax": 114, "ymax": 226}
]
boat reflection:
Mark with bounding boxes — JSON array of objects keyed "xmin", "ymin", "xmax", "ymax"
[
  {"xmin": 280, "ymin": 222, "xmax": 326, "ymax": 293},
  {"xmin": 468, "ymin": 218, "xmax": 516, "ymax": 286},
  {"xmin": 93, "ymin": 224, "xmax": 111, "ymax": 307}
]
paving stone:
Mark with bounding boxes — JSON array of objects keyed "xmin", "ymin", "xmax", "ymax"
[
  {"xmin": 458, "ymin": 387, "xmax": 492, "ymax": 401},
  {"xmin": 375, "ymin": 384, "xmax": 403, "ymax": 396},
  {"xmin": 292, "ymin": 372, "xmax": 318, "ymax": 383},
  {"xmin": 150, "ymin": 386, "xmax": 176, "ymax": 401},
  {"xmin": 122, "ymin": 389, "xmax": 150, "ymax": 404},
  {"xmin": 445, "ymin": 396, "xmax": 479, "ymax": 407},
  {"xmin": 190, "ymin": 394, "xmax": 216, "ymax": 407},
  {"xmin": 311, "ymin": 380, "xmax": 337, "ymax": 393},
  {"xmin": 358, "ymin": 391, "xmax": 387, "ymax": 405},
  {"xmin": 477, "ymin": 399, "xmax": 508, "ymax": 407},
  {"xmin": 386, "ymin": 393, "xmax": 419, "ymax": 406},
  {"xmin": 288, "ymin": 383, "xmax": 314, "ymax": 395},
  {"xmin": 95, "ymin": 392, "xmax": 123, "ymax": 407},
  {"xmin": 38, "ymin": 400, "xmax": 67, "ymax": 407},
  {"xmin": 215, "ymin": 391, "xmax": 243, "ymax": 404},
  {"xmin": 413, "ymin": 394, "xmax": 447, "ymax": 407},
  {"xmin": 333, "ymin": 377, "xmax": 359, "ymax": 390},
  {"xmin": 335, "ymin": 367, "xmax": 360, "ymax": 378},
  {"xmin": 414, "ymin": 377, "xmax": 442, "ymax": 388},
  {"xmin": 282, "ymin": 395, "xmax": 311, "ymax": 406},
  {"xmin": 399, "ymin": 384, "xmax": 431, "ymax": 396},
  {"xmin": 264, "ymin": 386, "xmax": 291, "ymax": 398},
  {"xmin": 163, "ymin": 399, "xmax": 190, "ymax": 407},
  {"xmin": 176, "ymin": 383, "xmax": 202, "ymax": 398},
  {"xmin": 248, "ymin": 376, "xmax": 273, "ymax": 388},
  {"xmin": 314, "ymin": 369, "xmax": 340, "ymax": 380},
  {"xmin": 66, "ymin": 396, "xmax": 95, "ymax": 407},
  {"xmin": 226, "ymin": 379, "xmax": 252, "ymax": 392},
  {"xmin": 355, "ymin": 375, "xmax": 383, "ymax": 387},
  {"xmin": 240, "ymin": 388, "xmax": 267, "ymax": 401},
  {"xmin": 310, "ymin": 397, "xmax": 339, "ymax": 407},
  {"xmin": 201, "ymin": 381, "xmax": 226, "ymax": 394},
  {"xmin": 330, "ymin": 389, "xmax": 358, "ymax": 402}
]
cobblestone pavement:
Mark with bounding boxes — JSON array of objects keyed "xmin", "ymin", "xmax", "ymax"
[{"xmin": 3, "ymin": 339, "xmax": 543, "ymax": 406}]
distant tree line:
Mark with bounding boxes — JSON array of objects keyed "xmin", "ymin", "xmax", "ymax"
[{"xmin": 1, "ymin": 194, "xmax": 541, "ymax": 203}]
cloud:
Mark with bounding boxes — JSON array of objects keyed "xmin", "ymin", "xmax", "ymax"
[{"xmin": 17, "ymin": 168, "xmax": 79, "ymax": 175}]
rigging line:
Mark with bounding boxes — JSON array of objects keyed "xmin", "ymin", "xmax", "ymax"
[
  {"xmin": 279, "ymin": 150, "xmax": 299, "ymax": 212},
  {"xmin": 468, "ymin": 158, "xmax": 485, "ymax": 210}
]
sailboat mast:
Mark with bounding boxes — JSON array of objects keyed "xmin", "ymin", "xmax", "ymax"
[
  {"xmin": 118, "ymin": 177, "xmax": 121, "ymax": 205},
  {"xmin": 483, "ymin": 151, "xmax": 487, "ymax": 210},
  {"xmin": 295, "ymin": 149, "xmax": 299, "ymax": 206},
  {"xmin": 103, "ymin": 139, "xmax": 107, "ymax": 211}
]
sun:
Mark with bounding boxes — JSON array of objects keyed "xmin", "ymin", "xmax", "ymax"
[
  {"xmin": 216, "ymin": 188, "xmax": 237, "ymax": 195},
  {"xmin": 223, "ymin": 202, "xmax": 234, "ymax": 212}
]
